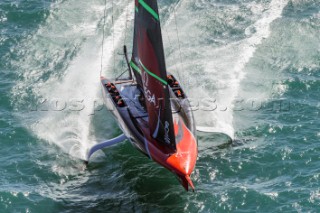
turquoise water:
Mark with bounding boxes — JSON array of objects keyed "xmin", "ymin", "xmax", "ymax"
[{"xmin": 1, "ymin": 0, "xmax": 320, "ymax": 212}]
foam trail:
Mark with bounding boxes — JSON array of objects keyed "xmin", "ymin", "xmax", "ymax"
[
  {"xmin": 14, "ymin": 1, "xmax": 133, "ymax": 160},
  {"xmin": 164, "ymin": 0, "xmax": 288, "ymax": 139},
  {"xmin": 219, "ymin": 0, "xmax": 289, "ymax": 138}
]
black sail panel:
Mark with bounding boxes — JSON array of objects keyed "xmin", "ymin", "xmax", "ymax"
[{"xmin": 130, "ymin": 0, "xmax": 176, "ymax": 150}]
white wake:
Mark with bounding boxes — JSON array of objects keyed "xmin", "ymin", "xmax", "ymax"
[
  {"xmin": 163, "ymin": 0, "xmax": 288, "ymax": 139},
  {"xmin": 12, "ymin": 0, "xmax": 133, "ymax": 160}
]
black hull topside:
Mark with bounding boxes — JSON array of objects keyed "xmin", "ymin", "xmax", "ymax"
[
  {"xmin": 101, "ymin": 75, "xmax": 196, "ymax": 154},
  {"xmin": 101, "ymin": 77, "xmax": 150, "ymax": 156},
  {"xmin": 100, "ymin": 75, "xmax": 198, "ymax": 191}
]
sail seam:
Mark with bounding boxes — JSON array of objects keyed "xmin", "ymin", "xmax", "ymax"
[
  {"xmin": 139, "ymin": 60, "xmax": 168, "ymax": 85},
  {"xmin": 138, "ymin": 0, "xmax": 159, "ymax": 21}
]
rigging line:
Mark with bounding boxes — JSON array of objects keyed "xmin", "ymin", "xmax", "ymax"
[
  {"xmin": 173, "ymin": 7, "xmax": 183, "ymax": 85},
  {"xmin": 165, "ymin": 27, "xmax": 179, "ymax": 75},
  {"xmin": 123, "ymin": 1, "xmax": 129, "ymax": 47},
  {"xmin": 112, "ymin": 0, "xmax": 115, "ymax": 77},
  {"xmin": 165, "ymin": 29, "xmax": 172, "ymax": 50},
  {"xmin": 100, "ymin": 0, "xmax": 107, "ymax": 77},
  {"xmin": 121, "ymin": 0, "xmax": 129, "ymax": 75}
]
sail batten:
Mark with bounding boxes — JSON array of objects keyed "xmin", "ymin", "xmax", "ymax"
[
  {"xmin": 130, "ymin": 61, "xmax": 141, "ymax": 74},
  {"xmin": 138, "ymin": 0, "xmax": 159, "ymax": 20},
  {"xmin": 131, "ymin": 0, "xmax": 176, "ymax": 150},
  {"xmin": 139, "ymin": 60, "xmax": 168, "ymax": 85}
]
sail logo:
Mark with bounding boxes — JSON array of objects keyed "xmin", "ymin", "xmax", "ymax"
[
  {"xmin": 164, "ymin": 121, "xmax": 170, "ymax": 144},
  {"xmin": 142, "ymin": 71, "xmax": 156, "ymax": 105},
  {"xmin": 146, "ymin": 90, "xmax": 156, "ymax": 105}
]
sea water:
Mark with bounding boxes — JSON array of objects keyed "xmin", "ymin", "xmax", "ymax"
[{"xmin": 0, "ymin": 0, "xmax": 319, "ymax": 212}]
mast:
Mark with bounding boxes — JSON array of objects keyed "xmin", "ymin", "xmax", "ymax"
[{"xmin": 130, "ymin": 0, "xmax": 176, "ymax": 151}]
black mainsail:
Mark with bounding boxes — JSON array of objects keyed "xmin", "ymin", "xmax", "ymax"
[{"xmin": 130, "ymin": 0, "xmax": 176, "ymax": 151}]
